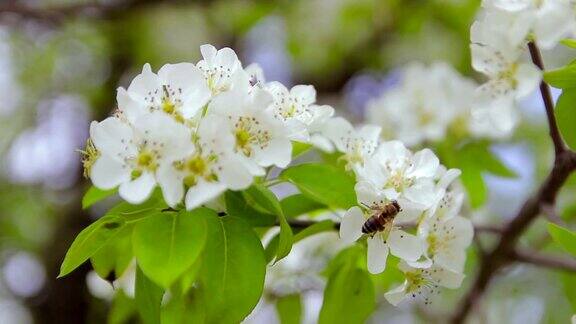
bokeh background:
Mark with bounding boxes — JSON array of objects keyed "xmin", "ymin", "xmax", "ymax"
[{"xmin": 0, "ymin": 0, "xmax": 575, "ymax": 323}]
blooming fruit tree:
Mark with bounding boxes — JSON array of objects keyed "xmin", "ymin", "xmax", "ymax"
[{"xmin": 59, "ymin": 0, "xmax": 576, "ymax": 320}]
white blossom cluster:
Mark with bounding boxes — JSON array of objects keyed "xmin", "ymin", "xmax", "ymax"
[
  {"xmin": 85, "ymin": 44, "xmax": 335, "ymax": 209},
  {"xmin": 365, "ymin": 62, "xmax": 505, "ymax": 146},
  {"xmin": 470, "ymin": 0, "xmax": 576, "ymax": 136},
  {"xmin": 336, "ymin": 136, "xmax": 473, "ymax": 306},
  {"xmin": 84, "ymin": 43, "xmax": 474, "ymax": 308}
]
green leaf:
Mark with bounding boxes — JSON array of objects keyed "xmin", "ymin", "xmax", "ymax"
[
  {"xmin": 199, "ymin": 215, "xmax": 267, "ymax": 323},
  {"xmin": 322, "ymin": 244, "xmax": 365, "ymax": 278},
  {"xmin": 82, "ymin": 186, "xmax": 116, "ymax": 209},
  {"xmin": 544, "ymin": 65, "xmax": 576, "ymax": 89},
  {"xmin": 161, "ymin": 289, "xmax": 205, "ymax": 324},
  {"xmin": 106, "ymin": 195, "xmax": 167, "ymax": 222},
  {"xmin": 59, "ymin": 215, "xmax": 127, "ymax": 277},
  {"xmin": 562, "ymin": 272, "xmax": 576, "ymax": 312},
  {"xmin": 281, "ymin": 194, "xmax": 326, "ymax": 219},
  {"xmin": 90, "ymin": 225, "xmax": 133, "ymax": 280},
  {"xmin": 555, "ymin": 89, "xmax": 576, "ymax": 150},
  {"xmin": 88, "ymin": 199, "xmax": 165, "ymax": 279},
  {"xmin": 135, "ymin": 265, "xmax": 164, "ymax": 324},
  {"xmin": 262, "ymin": 220, "xmax": 331, "ymax": 264},
  {"xmin": 280, "ymin": 163, "xmax": 357, "ymax": 209},
  {"xmin": 109, "ymin": 291, "xmax": 137, "ymax": 324},
  {"xmin": 447, "ymin": 141, "xmax": 514, "ymax": 208},
  {"xmin": 291, "ymin": 141, "xmax": 312, "ymax": 159},
  {"xmin": 547, "ymin": 222, "xmax": 576, "ymax": 256},
  {"xmin": 178, "ymin": 258, "xmax": 203, "ymax": 295},
  {"xmin": 276, "ymin": 294, "xmax": 302, "ymax": 324},
  {"xmin": 459, "ymin": 142, "xmax": 516, "ymax": 178},
  {"xmin": 245, "ymin": 185, "xmax": 293, "ymax": 261},
  {"xmin": 318, "ymin": 266, "xmax": 375, "ymax": 324},
  {"xmin": 133, "ymin": 209, "xmax": 208, "ymax": 288},
  {"xmin": 460, "ymin": 167, "xmax": 487, "ymax": 208},
  {"xmin": 265, "ymin": 234, "xmax": 280, "ymax": 263},
  {"xmin": 225, "ymin": 190, "xmax": 276, "ymax": 226},
  {"xmin": 561, "ymin": 38, "xmax": 576, "ymax": 49}
]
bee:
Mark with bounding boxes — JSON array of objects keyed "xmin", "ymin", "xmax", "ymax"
[{"xmin": 361, "ymin": 200, "xmax": 402, "ymax": 235}]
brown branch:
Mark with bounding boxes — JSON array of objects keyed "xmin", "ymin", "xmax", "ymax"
[
  {"xmin": 450, "ymin": 42, "xmax": 576, "ymax": 324},
  {"xmin": 528, "ymin": 41, "xmax": 566, "ymax": 155},
  {"xmin": 510, "ymin": 248, "xmax": 576, "ymax": 272},
  {"xmin": 541, "ymin": 203, "xmax": 566, "ymax": 226}
]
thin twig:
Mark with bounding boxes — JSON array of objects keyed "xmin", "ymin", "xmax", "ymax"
[
  {"xmin": 510, "ymin": 248, "xmax": 576, "ymax": 272},
  {"xmin": 527, "ymin": 41, "xmax": 566, "ymax": 155},
  {"xmin": 451, "ymin": 42, "xmax": 576, "ymax": 324},
  {"xmin": 541, "ymin": 202, "xmax": 566, "ymax": 226}
]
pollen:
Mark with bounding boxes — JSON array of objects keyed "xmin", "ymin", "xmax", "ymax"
[
  {"xmin": 162, "ymin": 98, "xmax": 176, "ymax": 114},
  {"xmin": 79, "ymin": 139, "xmax": 99, "ymax": 178},
  {"xmin": 233, "ymin": 116, "xmax": 270, "ymax": 156},
  {"xmin": 427, "ymin": 234, "xmax": 439, "ymax": 257},
  {"xmin": 187, "ymin": 155, "xmax": 207, "ymax": 175},
  {"xmin": 135, "ymin": 150, "xmax": 158, "ymax": 173}
]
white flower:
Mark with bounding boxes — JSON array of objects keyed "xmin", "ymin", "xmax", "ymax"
[
  {"xmin": 197, "ymin": 44, "xmax": 249, "ymax": 95},
  {"xmin": 384, "ymin": 262, "xmax": 464, "ymax": 306},
  {"xmin": 469, "ymin": 96, "xmax": 519, "ymax": 138},
  {"xmin": 416, "ymin": 213, "xmax": 474, "ymax": 274},
  {"xmin": 117, "ymin": 63, "xmax": 211, "ymax": 125},
  {"xmin": 208, "ymin": 87, "xmax": 292, "ymax": 169},
  {"xmin": 266, "ymin": 82, "xmax": 316, "ymax": 141},
  {"xmin": 157, "ymin": 115, "xmax": 256, "ymax": 210},
  {"xmin": 323, "ymin": 117, "xmax": 381, "ymax": 170},
  {"xmin": 307, "ymin": 105, "xmax": 335, "ymax": 152},
  {"xmin": 263, "ymin": 81, "xmax": 336, "ymax": 152},
  {"xmin": 483, "ymin": 0, "xmax": 576, "ymax": 49},
  {"xmin": 245, "ymin": 63, "xmax": 266, "ymax": 87},
  {"xmin": 89, "ymin": 113, "xmax": 192, "ymax": 204},
  {"xmin": 471, "ymin": 11, "xmax": 541, "ymax": 100},
  {"xmin": 356, "ymin": 141, "xmax": 441, "ymax": 208},
  {"xmin": 366, "ymin": 63, "xmax": 472, "ymax": 146},
  {"xmin": 339, "ymin": 182, "xmax": 426, "ymax": 274},
  {"xmin": 427, "ymin": 166, "xmax": 464, "ymax": 216}
]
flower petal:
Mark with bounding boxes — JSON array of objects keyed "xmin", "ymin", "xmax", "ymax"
[
  {"xmin": 90, "ymin": 118, "xmax": 134, "ymax": 157},
  {"xmin": 185, "ymin": 180, "xmax": 227, "ymax": 210},
  {"xmin": 119, "ymin": 172, "xmax": 156, "ymax": 204},
  {"xmin": 430, "ymin": 268, "xmax": 464, "ymax": 289},
  {"xmin": 437, "ymin": 168, "xmax": 461, "ymax": 189},
  {"xmin": 403, "ymin": 180, "xmax": 437, "ymax": 208},
  {"xmin": 90, "ymin": 154, "xmax": 130, "ymax": 190},
  {"xmin": 435, "ymin": 248, "xmax": 467, "ymax": 274},
  {"xmin": 290, "ymin": 85, "xmax": 316, "ymax": 105},
  {"xmin": 339, "ymin": 206, "xmax": 364, "ymax": 244},
  {"xmin": 394, "ymin": 198, "xmax": 424, "ymax": 223},
  {"xmin": 367, "ymin": 235, "xmax": 389, "ymax": 274},
  {"xmin": 355, "ymin": 181, "xmax": 383, "ymax": 207},
  {"xmin": 217, "ymin": 156, "xmax": 254, "ymax": 190},
  {"xmin": 157, "ymin": 63, "xmax": 211, "ymax": 118},
  {"xmin": 408, "ymin": 148, "xmax": 439, "ymax": 178},
  {"xmin": 157, "ymin": 164, "xmax": 184, "ymax": 208},
  {"xmin": 384, "ymin": 282, "xmax": 408, "ymax": 306},
  {"xmin": 256, "ymin": 138, "xmax": 292, "ymax": 168},
  {"xmin": 388, "ymin": 229, "xmax": 425, "ymax": 262},
  {"xmin": 515, "ymin": 63, "xmax": 541, "ymax": 99}
]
